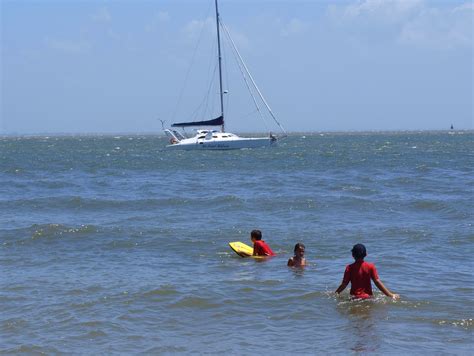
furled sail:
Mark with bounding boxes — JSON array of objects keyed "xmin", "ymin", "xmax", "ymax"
[{"xmin": 171, "ymin": 116, "xmax": 223, "ymax": 128}]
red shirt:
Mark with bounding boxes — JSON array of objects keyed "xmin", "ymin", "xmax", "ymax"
[
  {"xmin": 343, "ymin": 260, "xmax": 379, "ymax": 299},
  {"xmin": 253, "ymin": 240, "xmax": 275, "ymax": 256}
]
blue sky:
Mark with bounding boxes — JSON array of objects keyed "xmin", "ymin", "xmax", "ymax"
[{"xmin": 1, "ymin": 0, "xmax": 472, "ymax": 134}]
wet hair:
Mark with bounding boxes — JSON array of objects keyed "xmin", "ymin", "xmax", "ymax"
[
  {"xmin": 351, "ymin": 243, "xmax": 367, "ymax": 260},
  {"xmin": 251, "ymin": 229, "xmax": 262, "ymax": 240},
  {"xmin": 294, "ymin": 243, "xmax": 305, "ymax": 253}
]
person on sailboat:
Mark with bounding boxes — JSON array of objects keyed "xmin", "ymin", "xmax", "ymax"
[{"xmin": 250, "ymin": 229, "xmax": 275, "ymax": 257}]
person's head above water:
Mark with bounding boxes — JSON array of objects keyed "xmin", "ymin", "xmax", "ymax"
[
  {"xmin": 351, "ymin": 243, "xmax": 367, "ymax": 260},
  {"xmin": 250, "ymin": 229, "xmax": 262, "ymax": 241},
  {"xmin": 294, "ymin": 243, "xmax": 305, "ymax": 256}
]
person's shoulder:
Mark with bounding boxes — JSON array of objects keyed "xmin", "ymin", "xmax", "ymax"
[{"xmin": 363, "ymin": 261, "xmax": 376, "ymax": 268}]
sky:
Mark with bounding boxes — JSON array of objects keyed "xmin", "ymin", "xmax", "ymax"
[{"xmin": 1, "ymin": 0, "xmax": 473, "ymax": 134}]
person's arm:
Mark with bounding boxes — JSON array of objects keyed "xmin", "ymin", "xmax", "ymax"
[
  {"xmin": 287, "ymin": 258, "xmax": 294, "ymax": 267},
  {"xmin": 335, "ymin": 281, "xmax": 348, "ymax": 294},
  {"xmin": 336, "ymin": 266, "xmax": 351, "ymax": 294},
  {"xmin": 334, "ymin": 265, "xmax": 351, "ymax": 294},
  {"xmin": 374, "ymin": 279, "xmax": 400, "ymax": 300}
]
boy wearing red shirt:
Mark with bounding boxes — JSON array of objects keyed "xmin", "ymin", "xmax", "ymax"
[
  {"xmin": 251, "ymin": 229, "xmax": 275, "ymax": 256},
  {"xmin": 335, "ymin": 244, "xmax": 399, "ymax": 300}
]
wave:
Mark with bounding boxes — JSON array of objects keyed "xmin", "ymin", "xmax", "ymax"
[
  {"xmin": 411, "ymin": 200, "xmax": 468, "ymax": 219},
  {"xmin": 170, "ymin": 296, "xmax": 222, "ymax": 309},
  {"xmin": 1, "ymin": 223, "xmax": 99, "ymax": 246},
  {"xmin": 0, "ymin": 318, "xmax": 29, "ymax": 333},
  {"xmin": 410, "ymin": 317, "xmax": 474, "ymax": 330},
  {"xmin": 1, "ymin": 195, "xmax": 247, "ymax": 211},
  {"xmin": 1, "ymin": 345, "xmax": 61, "ymax": 354}
]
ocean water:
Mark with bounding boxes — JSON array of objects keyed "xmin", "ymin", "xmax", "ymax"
[{"xmin": 1, "ymin": 131, "xmax": 473, "ymax": 354}]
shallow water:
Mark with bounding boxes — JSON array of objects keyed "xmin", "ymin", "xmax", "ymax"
[{"xmin": 1, "ymin": 132, "xmax": 473, "ymax": 353}]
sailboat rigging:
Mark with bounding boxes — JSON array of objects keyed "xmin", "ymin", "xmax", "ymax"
[{"xmin": 163, "ymin": 0, "xmax": 286, "ymax": 150}]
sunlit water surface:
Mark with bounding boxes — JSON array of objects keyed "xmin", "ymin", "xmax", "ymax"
[{"xmin": 1, "ymin": 132, "xmax": 473, "ymax": 353}]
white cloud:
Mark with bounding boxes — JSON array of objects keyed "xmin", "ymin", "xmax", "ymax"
[
  {"xmin": 398, "ymin": 3, "xmax": 473, "ymax": 49},
  {"xmin": 182, "ymin": 17, "xmax": 214, "ymax": 41},
  {"xmin": 281, "ymin": 18, "xmax": 310, "ymax": 37},
  {"xmin": 146, "ymin": 11, "xmax": 171, "ymax": 32},
  {"xmin": 453, "ymin": 2, "xmax": 474, "ymax": 13},
  {"xmin": 90, "ymin": 7, "xmax": 112, "ymax": 23},
  {"xmin": 327, "ymin": 0, "xmax": 472, "ymax": 49},
  {"xmin": 328, "ymin": 0, "xmax": 423, "ymax": 25},
  {"xmin": 156, "ymin": 11, "xmax": 170, "ymax": 22},
  {"xmin": 44, "ymin": 38, "xmax": 91, "ymax": 54},
  {"xmin": 106, "ymin": 29, "xmax": 122, "ymax": 41},
  {"xmin": 222, "ymin": 25, "xmax": 250, "ymax": 51}
]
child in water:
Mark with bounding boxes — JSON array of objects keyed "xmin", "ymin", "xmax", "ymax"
[
  {"xmin": 251, "ymin": 229, "xmax": 275, "ymax": 256},
  {"xmin": 335, "ymin": 243, "xmax": 399, "ymax": 300},
  {"xmin": 287, "ymin": 243, "xmax": 306, "ymax": 267}
]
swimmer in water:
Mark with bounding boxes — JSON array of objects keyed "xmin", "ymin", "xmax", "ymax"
[{"xmin": 287, "ymin": 243, "xmax": 306, "ymax": 267}]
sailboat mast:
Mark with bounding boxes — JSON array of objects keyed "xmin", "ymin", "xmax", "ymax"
[{"xmin": 215, "ymin": 0, "xmax": 225, "ymax": 132}]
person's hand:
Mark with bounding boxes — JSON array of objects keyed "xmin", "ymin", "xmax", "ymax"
[{"xmin": 391, "ymin": 293, "xmax": 400, "ymax": 300}]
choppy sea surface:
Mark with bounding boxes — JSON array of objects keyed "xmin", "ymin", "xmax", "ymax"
[{"xmin": 1, "ymin": 131, "xmax": 473, "ymax": 354}]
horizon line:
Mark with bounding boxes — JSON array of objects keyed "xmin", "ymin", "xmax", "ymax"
[{"xmin": 1, "ymin": 129, "xmax": 472, "ymax": 138}]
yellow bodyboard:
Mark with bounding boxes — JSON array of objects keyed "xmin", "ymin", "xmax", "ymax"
[
  {"xmin": 229, "ymin": 241, "xmax": 254, "ymax": 257},
  {"xmin": 229, "ymin": 241, "xmax": 265, "ymax": 258}
]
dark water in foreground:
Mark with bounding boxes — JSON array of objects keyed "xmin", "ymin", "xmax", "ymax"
[{"xmin": 1, "ymin": 132, "xmax": 473, "ymax": 354}]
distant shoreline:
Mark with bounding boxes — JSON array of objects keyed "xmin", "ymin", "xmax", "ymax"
[{"xmin": 1, "ymin": 129, "xmax": 472, "ymax": 138}]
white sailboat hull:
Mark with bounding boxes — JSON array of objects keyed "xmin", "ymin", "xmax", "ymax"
[{"xmin": 166, "ymin": 135, "xmax": 275, "ymax": 150}]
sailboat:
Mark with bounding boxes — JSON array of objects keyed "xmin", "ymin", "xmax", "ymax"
[{"xmin": 163, "ymin": 0, "xmax": 286, "ymax": 150}]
